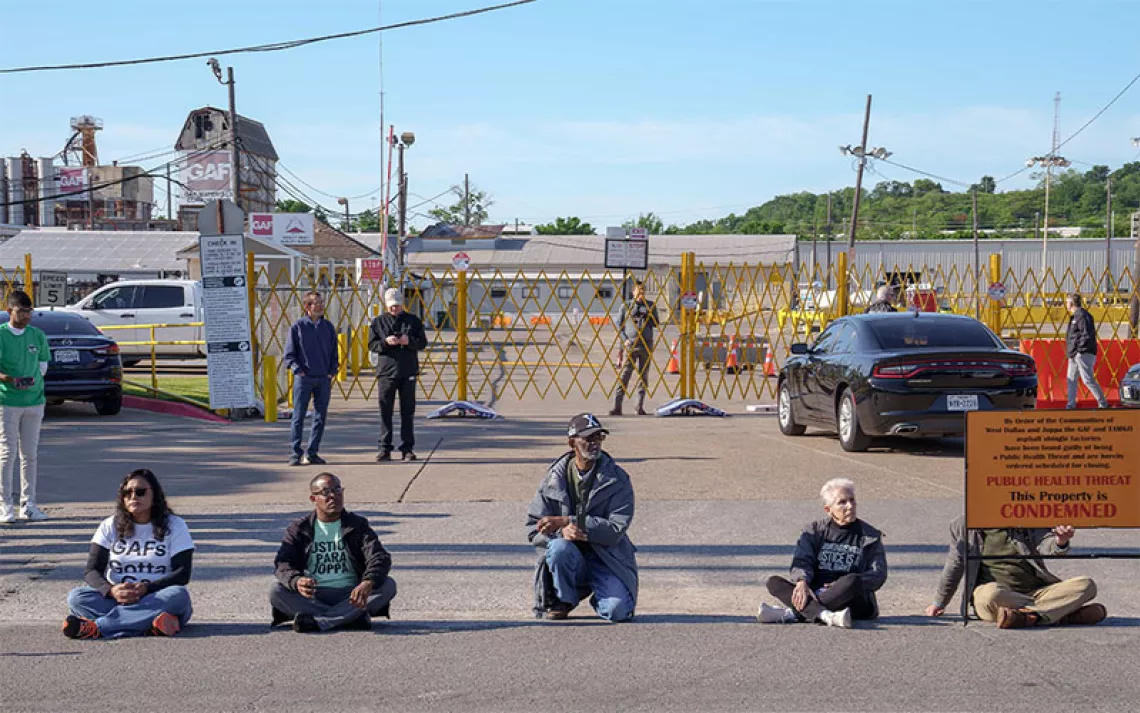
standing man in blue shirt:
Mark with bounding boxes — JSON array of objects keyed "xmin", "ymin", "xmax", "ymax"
[{"xmin": 284, "ymin": 291, "xmax": 339, "ymax": 466}]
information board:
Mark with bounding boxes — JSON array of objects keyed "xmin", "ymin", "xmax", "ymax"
[
  {"xmin": 199, "ymin": 234, "xmax": 256, "ymax": 410},
  {"xmin": 965, "ymin": 410, "xmax": 1140, "ymax": 529},
  {"xmin": 604, "ymin": 238, "xmax": 648, "ymax": 270}
]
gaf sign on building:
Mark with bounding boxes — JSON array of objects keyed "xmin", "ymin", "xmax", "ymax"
[
  {"xmin": 57, "ymin": 167, "xmax": 87, "ymax": 195},
  {"xmin": 182, "ymin": 150, "xmax": 233, "ymax": 203},
  {"xmin": 249, "ymin": 212, "xmax": 314, "ymax": 246}
]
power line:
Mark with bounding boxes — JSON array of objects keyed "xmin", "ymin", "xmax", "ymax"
[
  {"xmin": 878, "ymin": 158, "xmax": 971, "ymax": 189},
  {"xmin": 276, "ymin": 162, "xmax": 379, "ymax": 201},
  {"xmin": 0, "ymin": 1, "xmax": 537, "ymax": 74}
]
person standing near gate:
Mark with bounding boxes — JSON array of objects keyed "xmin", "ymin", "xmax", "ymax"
[
  {"xmin": 1065, "ymin": 293, "xmax": 1109, "ymax": 409},
  {"xmin": 284, "ymin": 291, "xmax": 339, "ymax": 467},
  {"xmin": 369, "ymin": 288, "xmax": 426, "ymax": 462},
  {"xmin": 610, "ymin": 280, "xmax": 659, "ymax": 416},
  {"xmin": 0, "ymin": 290, "xmax": 50, "ymax": 523}
]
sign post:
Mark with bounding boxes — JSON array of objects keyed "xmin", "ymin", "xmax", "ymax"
[
  {"xmin": 199, "ymin": 200, "xmax": 256, "ymax": 412},
  {"xmin": 37, "ymin": 271, "xmax": 67, "ymax": 307}
]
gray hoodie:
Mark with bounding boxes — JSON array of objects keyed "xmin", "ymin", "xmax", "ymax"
[{"xmin": 526, "ymin": 451, "xmax": 638, "ymax": 617}]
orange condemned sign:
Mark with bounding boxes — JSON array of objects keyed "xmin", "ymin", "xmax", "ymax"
[{"xmin": 966, "ymin": 410, "xmax": 1140, "ymax": 528}]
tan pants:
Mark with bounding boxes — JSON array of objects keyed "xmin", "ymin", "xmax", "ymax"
[{"xmin": 973, "ymin": 576, "xmax": 1097, "ymax": 624}]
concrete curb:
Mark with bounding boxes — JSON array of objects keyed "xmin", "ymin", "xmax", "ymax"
[{"xmin": 122, "ymin": 395, "xmax": 230, "ymax": 424}]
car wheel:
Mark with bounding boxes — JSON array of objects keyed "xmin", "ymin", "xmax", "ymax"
[
  {"xmin": 95, "ymin": 392, "xmax": 122, "ymax": 416},
  {"xmin": 837, "ymin": 388, "xmax": 871, "ymax": 452},
  {"xmin": 778, "ymin": 380, "xmax": 806, "ymax": 436}
]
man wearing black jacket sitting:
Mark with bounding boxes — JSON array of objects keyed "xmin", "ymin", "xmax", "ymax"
[
  {"xmin": 369, "ymin": 287, "xmax": 428, "ymax": 461},
  {"xmin": 1065, "ymin": 292, "xmax": 1109, "ymax": 409},
  {"xmin": 270, "ymin": 473, "xmax": 397, "ymax": 632}
]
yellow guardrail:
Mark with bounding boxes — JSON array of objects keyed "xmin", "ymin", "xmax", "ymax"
[{"xmin": 98, "ymin": 322, "xmax": 209, "ymax": 410}]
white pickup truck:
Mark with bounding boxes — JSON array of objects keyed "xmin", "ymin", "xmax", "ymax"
[{"xmin": 65, "ymin": 280, "xmax": 205, "ymax": 365}]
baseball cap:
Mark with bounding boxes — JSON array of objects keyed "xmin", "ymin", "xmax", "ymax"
[
  {"xmin": 384, "ymin": 288, "xmax": 404, "ymax": 307},
  {"xmin": 567, "ymin": 413, "xmax": 608, "ymax": 439}
]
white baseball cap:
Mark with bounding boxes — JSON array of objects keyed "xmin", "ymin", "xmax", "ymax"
[{"xmin": 384, "ymin": 288, "xmax": 404, "ymax": 307}]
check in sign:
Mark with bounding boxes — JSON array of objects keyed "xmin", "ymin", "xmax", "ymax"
[{"xmin": 966, "ymin": 410, "xmax": 1140, "ymax": 529}]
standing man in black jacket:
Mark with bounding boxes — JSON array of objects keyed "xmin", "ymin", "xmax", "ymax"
[
  {"xmin": 1065, "ymin": 292, "xmax": 1109, "ymax": 409},
  {"xmin": 270, "ymin": 473, "xmax": 397, "ymax": 632},
  {"xmin": 369, "ymin": 287, "xmax": 427, "ymax": 461}
]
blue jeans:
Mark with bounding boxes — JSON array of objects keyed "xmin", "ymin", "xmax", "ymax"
[
  {"xmin": 545, "ymin": 538, "xmax": 634, "ymax": 622},
  {"xmin": 292, "ymin": 375, "xmax": 332, "ymax": 458},
  {"xmin": 67, "ymin": 585, "xmax": 193, "ymax": 639}
]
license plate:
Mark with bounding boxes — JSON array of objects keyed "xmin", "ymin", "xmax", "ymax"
[
  {"xmin": 947, "ymin": 394, "xmax": 979, "ymax": 411},
  {"xmin": 53, "ymin": 349, "xmax": 80, "ymax": 364}
]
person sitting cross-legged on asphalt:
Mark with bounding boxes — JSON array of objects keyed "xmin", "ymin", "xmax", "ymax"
[
  {"xmin": 63, "ymin": 468, "xmax": 195, "ymax": 639},
  {"xmin": 526, "ymin": 413, "xmax": 637, "ymax": 622},
  {"xmin": 758, "ymin": 478, "xmax": 887, "ymax": 628},
  {"xmin": 925, "ymin": 518, "xmax": 1105, "ymax": 629},
  {"xmin": 270, "ymin": 472, "xmax": 397, "ymax": 633}
]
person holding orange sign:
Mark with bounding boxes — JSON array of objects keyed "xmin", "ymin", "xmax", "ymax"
[{"xmin": 925, "ymin": 517, "xmax": 1106, "ymax": 628}]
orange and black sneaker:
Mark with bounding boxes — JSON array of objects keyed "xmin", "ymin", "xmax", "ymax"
[
  {"xmin": 149, "ymin": 612, "xmax": 181, "ymax": 637},
  {"xmin": 62, "ymin": 615, "xmax": 100, "ymax": 639}
]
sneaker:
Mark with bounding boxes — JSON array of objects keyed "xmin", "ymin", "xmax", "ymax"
[
  {"xmin": 149, "ymin": 612, "xmax": 181, "ymax": 637},
  {"xmin": 287, "ymin": 455, "xmax": 302, "ymax": 466},
  {"xmin": 305, "ymin": 454, "xmax": 327, "ymax": 465},
  {"xmin": 1059, "ymin": 603, "xmax": 1107, "ymax": 626},
  {"xmin": 818, "ymin": 608, "xmax": 853, "ymax": 629},
  {"xmin": 62, "ymin": 615, "xmax": 101, "ymax": 639},
  {"xmin": 293, "ymin": 613, "xmax": 320, "ymax": 633},
  {"xmin": 401, "ymin": 451, "xmax": 417, "ymax": 462},
  {"xmin": 545, "ymin": 603, "xmax": 573, "ymax": 621},
  {"xmin": 270, "ymin": 607, "xmax": 291, "ymax": 628},
  {"xmin": 375, "ymin": 450, "xmax": 392, "ymax": 462},
  {"xmin": 757, "ymin": 602, "xmax": 797, "ymax": 624},
  {"xmin": 0, "ymin": 504, "xmax": 16, "ymax": 525},
  {"xmin": 18, "ymin": 504, "xmax": 47, "ymax": 521},
  {"xmin": 996, "ymin": 606, "xmax": 1038, "ymax": 629}
]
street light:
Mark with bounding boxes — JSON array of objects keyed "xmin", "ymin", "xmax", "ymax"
[
  {"xmin": 1026, "ymin": 153, "xmax": 1071, "ymax": 274},
  {"xmin": 206, "ymin": 57, "xmax": 240, "ymax": 211},
  {"xmin": 390, "ymin": 130, "xmax": 415, "ymax": 268},
  {"xmin": 337, "ymin": 197, "xmax": 350, "ymax": 231}
]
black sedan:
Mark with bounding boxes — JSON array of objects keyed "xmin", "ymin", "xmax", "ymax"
[
  {"xmin": 1121, "ymin": 362, "xmax": 1140, "ymax": 408},
  {"xmin": 777, "ymin": 313, "xmax": 1037, "ymax": 451},
  {"xmin": 0, "ymin": 310, "xmax": 123, "ymax": 416}
]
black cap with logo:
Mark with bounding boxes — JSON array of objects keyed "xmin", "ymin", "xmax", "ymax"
[{"xmin": 567, "ymin": 413, "xmax": 608, "ymax": 439}]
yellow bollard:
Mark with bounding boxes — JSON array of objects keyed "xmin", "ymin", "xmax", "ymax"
[
  {"xmin": 263, "ymin": 355, "xmax": 278, "ymax": 423},
  {"xmin": 287, "ymin": 369, "xmax": 295, "ymax": 409},
  {"xmin": 835, "ymin": 251, "xmax": 849, "ymax": 318},
  {"xmin": 24, "ymin": 253, "xmax": 33, "ymax": 306},
  {"xmin": 337, "ymin": 333, "xmax": 349, "ymax": 382},
  {"xmin": 988, "ymin": 253, "xmax": 1003, "ymax": 335}
]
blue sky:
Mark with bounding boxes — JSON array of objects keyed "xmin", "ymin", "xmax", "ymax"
[{"xmin": 2, "ymin": 0, "xmax": 1139, "ymax": 229}]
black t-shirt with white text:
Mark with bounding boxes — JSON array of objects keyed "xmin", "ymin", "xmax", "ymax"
[{"xmin": 812, "ymin": 520, "xmax": 864, "ymax": 587}]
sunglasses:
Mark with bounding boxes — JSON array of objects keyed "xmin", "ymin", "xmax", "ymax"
[
  {"xmin": 311, "ymin": 486, "xmax": 344, "ymax": 498},
  {"xmin": 121, "ymin": 487, "xmax": 149, "ymax": 498},
  {"xmin": 577, "ymin": 432, "xmax": 606, "ymax": 443}
]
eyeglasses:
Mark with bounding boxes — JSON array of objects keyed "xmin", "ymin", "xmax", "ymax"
[
  {"xmin": 578, "ymin": 433, "xmax": 606, "ymax": 443},
  {"xmin": 121, "ymin": 487, "xmax": 149, "ymax": 498},
  {"xmin": 311, "ymin": 486, "xmax": 344, "ymax": 498}
]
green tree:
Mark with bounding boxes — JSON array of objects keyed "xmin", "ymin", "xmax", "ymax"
[
  {"xmin": 428, "ymin": 181, "xmax": 494, "ymax": 226},
  {"xmin": 535, "ymin": 216, "xmax": 596, "ymax": 235},
  {"xmin": 623, "ymin": 212, "xmax": 664, "ymax": 234},
  {"xmin": 275, "ymin": 199, "xmax": 311, "ymax": 213}
]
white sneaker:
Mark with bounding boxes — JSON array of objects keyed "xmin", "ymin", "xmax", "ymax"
[
  {"xmin": 758, "ymin": 602, "xmax": 797, "ymax": 624},
  {"xmin": 0, "ymin": 504, "xmax": 16, "ymax": 525},
  {"xmin": 18, "ymin": 504, "xmax": 48, "ymax": 521},
  {"xmin": 818, "ymin": 607, "xmax": 853, "ymax": 628}
]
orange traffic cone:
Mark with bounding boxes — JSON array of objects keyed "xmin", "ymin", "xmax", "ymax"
[
  {"xmin": 665, "ymin": 338, "xmax": 680, "ymax": 374},
  {"xmin": 725, "ymin": 334, "xmax": 740, "ymax": 374},
  {"xmin": 762, "ymin": 347, "xmax": 776, "ymax": 376}
]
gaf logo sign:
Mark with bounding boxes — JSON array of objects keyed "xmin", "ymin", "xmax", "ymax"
[
  {"xmin": 57, "ymin": 167, "xmax": 87, "ymax": 195},
  {"xmin": 248, "ymin": 212, "xmax": 314, "ymax": 246},
  {"xmin": 182, "ymin": 150, "xmax": 233, "ymax": 202}
]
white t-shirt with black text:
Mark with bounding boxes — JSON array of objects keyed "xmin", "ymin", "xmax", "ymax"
[{"xmin": 92, "ymin": 514, "xmax": 195, "ymax": 585}]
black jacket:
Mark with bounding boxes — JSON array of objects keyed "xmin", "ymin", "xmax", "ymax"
[
  {"xmin": 864, "ymin": 300, "xmax": 897, "ymax": 314},
  {"xmin": 369, "ymin": 311, "xmax": 428, "ymax": 379},
  {"xmin": 273, "ymin": 510, "xmax": 392, "ymax": 590},
  {"xmin": 1066, "ymin": 307, "xmax": 1097, "ymax": 357}
]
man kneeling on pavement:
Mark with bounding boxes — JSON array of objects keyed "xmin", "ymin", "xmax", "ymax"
[
  {"xmin": 526, "ymin": 413, "xmax": 638, "ymax": 622},
  {"xmin": 926, "ymin": 517, "xmax": 1106, "ymax": 628},
  {"xmin": 271, "ymin": 473, "xmax": 397, "ymax": 632}
]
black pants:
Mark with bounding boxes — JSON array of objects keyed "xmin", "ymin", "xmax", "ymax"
[
  {"xmin": 377, "ymin": 375, "xmax": 416, "ymax": 453},
  {"xmin": 766, "ymin": 574, "xmax": 876, "ymax": 620}
]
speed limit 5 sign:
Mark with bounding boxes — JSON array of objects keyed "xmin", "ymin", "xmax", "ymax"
[{"xmin": 37, "ymin": 271, "xmax": 68, "ymax": 307}]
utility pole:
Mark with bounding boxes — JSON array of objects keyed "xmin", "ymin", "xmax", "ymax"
[
  {"xmin": 972, "ymin": 189, "xmax": 980, "ymax": 319},
  {"xmin": 397, "ymin": 143, "xmax": 408, "ymax": 239},
  {"xmin": 227, "ymin": 67, "xmax": 239, "ymax": 211},
  {"xmin": 1026, "ymin": 92, "xmax": 1070, "ymax": 276},
  {"xmin": 1034, "ymin": 211, "xmax": 1040, "ymax": 241},
  {"xmin": 847, "ymin": 94, "xmax": 873, "ymax": 255},
  {"xmin": 825, "ymin": 193, "xmax": 833, "ymax": 288},
  {"xmin": 463, "ymin": 173, "xmax": 470, "ymax": 226},
  {"xmin": 165, "ymin": 163, "xmax": 172, "ymax": 222},
  {"xmin": 1106, "ymin": 176, "xmax": 1113, "ymax": 295}
]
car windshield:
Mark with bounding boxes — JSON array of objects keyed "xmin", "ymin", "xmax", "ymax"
[
  {"xmin": 869, "ymin": 318, "xmax": 1000, "ymax": 349},
  {"xmin": 0, "ymin": 312, "xmax": 103, "ymax": 336}
]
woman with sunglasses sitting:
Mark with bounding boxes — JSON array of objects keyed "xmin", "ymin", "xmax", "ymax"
[{"xmin": 62, "ymin": 469, "xmax": 195, "ymax": 639}]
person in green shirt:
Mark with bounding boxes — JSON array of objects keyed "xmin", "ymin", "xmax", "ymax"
[{"xmin": 0, "ymin": 291, "xmax": 51, "ymax": 524}]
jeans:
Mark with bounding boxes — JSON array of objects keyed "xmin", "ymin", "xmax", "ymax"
[
  {"xmin": 545, "ymin": 538, "xmax": 634, "ymax": 622},
  {"xmin": 1067, "ymin": 353, "xmax": 1109, "ymax": 408},
  {"xmin": 377, "ymin": 376, "xmax": 416, "ymax": 453},
  {"xmin": 766, "ymin": 574, "xmax": 877, "ymax": 620},
  {"xmin": 269, "ymin": 578, "xmax": 397, "ymax": 631},
  {"xmin": 67, "ymin": 585, "xmax": 193, "ymax": 639},
  {"xmin": 614, "ymin": 346, "xmax": 651, "ymax": 410},
  {"xmin": 291, "ymin": 376, "xmax": 332, "ymax": 458},
  {"xmin": 0, "ymin": 403, "xmax": 45, "ymax": 508}
]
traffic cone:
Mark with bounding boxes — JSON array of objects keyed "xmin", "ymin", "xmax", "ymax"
[
  {"xmin": 665, "ymin": 338, "xmax": 680, "ymax": 374},
  {"xmin": 725, "ymin": 334, "xmax": 740, "ymax": 374},
  {"xmin": 762, "ymin": 347, "xmax": 776, "ymax": 376}
]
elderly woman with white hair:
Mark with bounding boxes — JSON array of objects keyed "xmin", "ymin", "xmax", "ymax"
[{"xmin": 758, "ymin": 478, "xmax": 888, "ymax": 628}]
